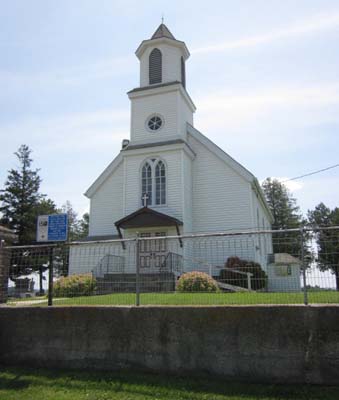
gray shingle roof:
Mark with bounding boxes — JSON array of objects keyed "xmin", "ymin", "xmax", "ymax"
[{"xmin": 151, "ymin": 23, "xmax": 175, "ymax": 40}]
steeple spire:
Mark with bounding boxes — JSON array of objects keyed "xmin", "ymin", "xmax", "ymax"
[{"xmin": 151, "ymin": 23, "xmax": 175, "ymax": 40}]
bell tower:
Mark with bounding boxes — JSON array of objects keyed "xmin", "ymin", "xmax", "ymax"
[
  {"xmin": 136, "ymin": 23, "xmax": 189, "ymax": 88},
  {"xmin": 127, "ymin": 24, "xmax": 196, "ymax": 144}
]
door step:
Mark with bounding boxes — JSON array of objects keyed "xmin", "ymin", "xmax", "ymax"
[{"xmin": 95, "ymin": 272, "xmax": 176, "ymax": 294}]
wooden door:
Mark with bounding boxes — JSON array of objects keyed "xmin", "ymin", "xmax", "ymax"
[{"xmin": 139, "ymin": 232, "xmax": 167, "ymax": 272}]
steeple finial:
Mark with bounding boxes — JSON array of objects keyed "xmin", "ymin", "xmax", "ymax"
[{"xmin": 161, "ymin": 13, "xmax": 164, "ymax": 24}]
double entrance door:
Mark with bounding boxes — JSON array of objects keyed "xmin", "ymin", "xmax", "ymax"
[{"xmin": 139, "ymin": 232, "xmax": 167, "ymax": 272}]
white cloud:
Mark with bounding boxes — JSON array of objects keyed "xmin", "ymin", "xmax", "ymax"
[{"xmin": 192, "ymin": 12, "xmax": 339, "ymax": 54}]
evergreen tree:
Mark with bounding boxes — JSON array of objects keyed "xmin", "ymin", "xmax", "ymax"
[
  {"xmin": 0, "ymin": 145, "xmax": 45, "ymax": 244},
  {"xmin": 78, "ymin": 212, "xmax": 89, "ymax": 239},
  {"xmin": 308, "ymin": 203, "xmax": 339, "ymax": 291},
  {"xmin": 59, "ymin": 202, "xmax": 89, "ymax": 241},
  {"xmin": 261, "ymin": 178, "xmax": 305, "ymax": 256},
  {"xmin": 60, "ymin": 201, "xmax": 81, "ymax": 241}
]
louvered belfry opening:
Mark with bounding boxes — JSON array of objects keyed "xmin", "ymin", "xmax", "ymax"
[
  {"xmin": 181, "ymin": 57, "xmax": 186, "ymax": 88},
  {"xmin": 149, "ymin": 48, "xmax": 162, "ymax": 84}
]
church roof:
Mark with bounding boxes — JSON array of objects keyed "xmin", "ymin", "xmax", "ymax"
[
  {"xmin": 135, "ymin": 24, "xmax": 190, "ymax": 59},
  {"xmin": 151, "ymin": 23, "xmax": 176, "ymax": 40}
]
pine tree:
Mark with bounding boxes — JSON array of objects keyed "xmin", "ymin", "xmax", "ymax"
[
  {"xmin": 308, "ymin": 203, "xmax": 339, "ymax": 290},
  {"xmin": 78, "ymin": 212, "xmax": 89, "ymax": 239},
  {"xmin": 262, "ymin": 178, "xmax": 302, "ymax": 230},
  {"xmin": 0, "ymin": 146, "xmax": 58, "ymax": 284},
  {"xmin": 0, "ymin": 145, "xmax": 44, "ymax": 244},
  {"xmin": 261, "ymin": 178, "xmax": 305, "ymax": 256}
]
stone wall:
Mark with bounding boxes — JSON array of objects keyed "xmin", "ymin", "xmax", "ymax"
[{"xmin": 0, "ymin": 306, "xmax": 338, "ymax": 384}]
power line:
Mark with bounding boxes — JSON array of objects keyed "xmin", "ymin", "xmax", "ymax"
[{"xmin": 281, "ymin": 163, "xmax": 339, "ymax": 183}]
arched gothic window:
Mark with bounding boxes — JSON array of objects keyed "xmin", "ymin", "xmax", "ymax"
[
  {"xmin": 141, "ymin": 161, "xmax": 152, "ymax": 205},
  {"xmin": 149, "ymin": 48, "xmax": 162, "ymax": 84},
  {"xmin": 181, "ymin": 57, "xmax": 186, "ymax": 88},
  {"xmin": 141, "ymin": 159, "xmax": 166, "ymax": 206}
]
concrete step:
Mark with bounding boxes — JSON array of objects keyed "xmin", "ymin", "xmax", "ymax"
[{"xmin": 95, "ymin": 272, "xmax": 176, "ymax": 294}]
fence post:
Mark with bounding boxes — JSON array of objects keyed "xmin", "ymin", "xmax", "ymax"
[
  {"xmin": 247, "ymin": 273, "xmax": 252, "ymax": 291},
  {"xmin": 300, "ymin": 227, "xmax": 308, "ymax": 306},
  {"xmin": 48, "ymin": 246, "xmax": 54, "ymax": 306},
  {"xmin": 135, "ymin": 237, "xmax": 140, "ymax": 306},
  {"xmin": 0, "ymin": 246, "xmax": 9, "ymax": 304}
]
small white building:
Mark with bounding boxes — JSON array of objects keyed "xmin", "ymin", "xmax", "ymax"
[{"xmin": 69, "ymin": 24, "xmax": 283, "ymax": 289}]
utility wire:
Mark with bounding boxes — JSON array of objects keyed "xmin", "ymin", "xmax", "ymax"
[{"xmin": 281, "ymin": 163, "xmax": 339, "ymax": 183}]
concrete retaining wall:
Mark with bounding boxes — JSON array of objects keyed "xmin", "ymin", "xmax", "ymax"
[{"xmin": 0, "ymin": 306, "xmax": 339, "ymax": 384}]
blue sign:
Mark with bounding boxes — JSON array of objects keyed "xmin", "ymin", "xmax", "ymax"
[{"xmin": 37, "ymin": 213, "xmax": 68, "ymax": 242}]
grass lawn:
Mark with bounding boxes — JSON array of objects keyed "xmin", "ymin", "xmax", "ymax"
[
  {"xmin": 1, "ymin": 367, "xmax": 339, "ymax": 400},
  {"xmin": 7, "ymin": 290, "xmax": 339, "ymax": 306}
]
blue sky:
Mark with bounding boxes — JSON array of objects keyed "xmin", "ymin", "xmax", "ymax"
[{"xmin": 1, "ymin": 0, "xmax": 338, "ymax": 217}]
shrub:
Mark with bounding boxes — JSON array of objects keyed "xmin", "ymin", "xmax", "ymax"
[
  {"xmin": 219, "ymin": 257, "xmax": 268, "ymax": 290},
  {"xmin": 53, "ymin": 274, "xmax": 96, "ymax": 298},
  {"xmin": 176, "ymin": 271, "xmax": 219, "ymax": 293}
]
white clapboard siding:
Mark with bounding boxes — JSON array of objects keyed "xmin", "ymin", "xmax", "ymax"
[
  {"xmin": 68, "ymin": 241, "xmax": 127, "ymax": 275},
  {"xmin": 188, "ymin": 134, "xmax": 252, "ymax": 233},
  {"xmin": 179, "ymin": 94, "xmax": 194, "ymax": 136},
  {"xmin": 89, "ymin": 161, "xmax": 124, "ymax": 236},
  {"xmin": 251, "ymin": 189, "xmax": 273, "ymax": 267},
  {"xmin": 182, "ymin": 151, "xmax": 193, "ymax": 233},
  {"xmin": 131, "ymin": 90, "xmax": 181, "ymax": 142},
  {"xmin": 131, "ymin": 90, "xmax": 178, "ymax": 142}
]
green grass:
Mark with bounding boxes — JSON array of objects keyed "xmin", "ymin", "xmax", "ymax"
[
  {"xmin": 0, "ymin": 366, "xmax": 339, "ymax": 400},
  {"xmin": 9, "ymin": 290, "xmax": 339, "ymax": 306}
]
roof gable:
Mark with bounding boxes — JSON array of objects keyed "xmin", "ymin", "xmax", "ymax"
[{"xmin": 85, "ymin": 153, "xmax": 123, "ymax": 198}]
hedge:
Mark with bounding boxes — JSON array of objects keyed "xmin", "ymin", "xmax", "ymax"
[
  {"xmin": 54, "ymin": 274, "xmax": 96, "ymax": 298},
  {"xmin": 177, "ymin": 271, "xmax": 219, "ymax": 293}
]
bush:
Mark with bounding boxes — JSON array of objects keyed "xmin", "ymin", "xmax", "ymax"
[
  {"xmin": 219, "ymin": 257, "xmax": 268, "ymax": 290},
  {"xmin": 54, "ymin": 274, "xmax": 96, "ymax": 298},
  {"xmin": 176, "ymin": 271, "xmax": 219, "ymax": 293}
]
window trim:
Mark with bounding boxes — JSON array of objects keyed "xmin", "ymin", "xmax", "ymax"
[
  {"xmin": 140, "ymin": 158, "xmax": 167, "ymax": 207},
  {"xmin": 145, "ymin": 113, "xmax": 165, "ymax": 133}
]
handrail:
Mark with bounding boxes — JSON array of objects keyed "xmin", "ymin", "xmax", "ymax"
[
  {"xmin": 92, "ymin": 254, "xmax": 125, "ymax": 278},
  {"xmin": 161, "ymin": 252, "xmax": 183, "ymax": 273}
]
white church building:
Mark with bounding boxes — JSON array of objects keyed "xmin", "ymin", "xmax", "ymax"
[{"xmin": 69, "ymin": 24, "xmax": 279, "ymax": 287}]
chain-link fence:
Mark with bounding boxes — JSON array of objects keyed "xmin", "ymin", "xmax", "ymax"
[{"xmin": 1, "ymin": 226, "xmax": 338, "ymax": 306}]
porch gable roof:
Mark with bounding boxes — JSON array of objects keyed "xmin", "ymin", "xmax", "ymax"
[{"xmin": 114, "ymin": 207, "xmax": 183, "ymax": 230}]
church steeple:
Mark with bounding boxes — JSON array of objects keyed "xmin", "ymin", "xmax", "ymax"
[
  {"xmin": 128, "ymin": 24, "xmax": 196, "ymax": 144},
  {"xmin": 151, "ymin": 23, "xmax": 175, "ymax": 40},
  {"xmin": 135, "ymin": 24, "xmax": 190, "ymax": 88}
]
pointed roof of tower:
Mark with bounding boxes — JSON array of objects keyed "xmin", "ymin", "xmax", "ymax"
[
  {"xmin": 151, "ymin": 23, "xmax": 175, "ymax": 40},
  {"xmin": 135, "ymin": 23, "xmax": 189, "ymax": 60}
]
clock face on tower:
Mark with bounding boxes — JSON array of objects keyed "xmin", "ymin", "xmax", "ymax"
[{"xmin": 146, "ymin": 115, "xmax": 163, "ymax": 132}]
